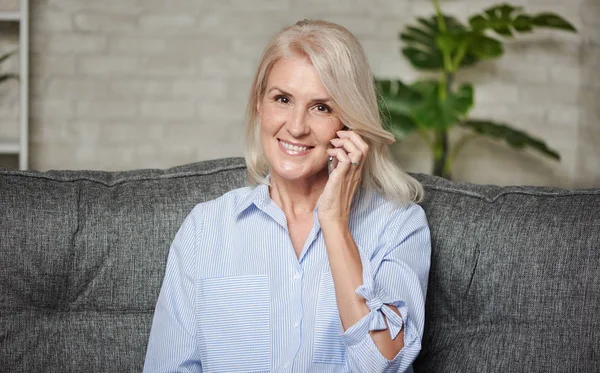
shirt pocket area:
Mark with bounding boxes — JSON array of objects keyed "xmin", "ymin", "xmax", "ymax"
[
  {"xmin": 198, "ymin": 274, "xmax": 271, "ymax": 373},
  {"xmin": 313, "ymin": 271, "xmax": 346, "ymax": 365}
]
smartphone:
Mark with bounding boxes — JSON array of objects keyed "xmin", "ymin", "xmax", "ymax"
[{"xmin": 327, "ymin": 155, "xmax": 338, "ymax": 176}]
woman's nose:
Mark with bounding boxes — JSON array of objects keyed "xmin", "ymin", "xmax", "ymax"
[{"xmin": 285, "ymin": 109, "xmax": 310, "ymax": 137}]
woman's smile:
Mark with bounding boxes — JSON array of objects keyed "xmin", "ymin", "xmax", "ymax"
[{"xmin": 278, "ymin": 138, "xmax": 314, "ymax": 156}]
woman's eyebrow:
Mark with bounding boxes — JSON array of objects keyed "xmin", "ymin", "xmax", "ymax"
[{"xmin": 268, "ymin": 86, "xmax": 331, "ymax": 103}]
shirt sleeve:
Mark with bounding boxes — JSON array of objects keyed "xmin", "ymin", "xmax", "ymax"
[
  {"xmin": 341, "ymin": 203, "xmax": 431, "ymax": 373},
  {"xmin": 143, "ymin": 207, "xmax": 203, "ymax": 373}
]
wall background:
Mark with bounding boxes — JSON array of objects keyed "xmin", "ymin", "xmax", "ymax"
[{"xmin": 0, "ymin": 0, "xmax": 598, "ymax": 188}]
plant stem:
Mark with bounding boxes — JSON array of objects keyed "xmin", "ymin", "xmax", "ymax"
[
  {"xmin": 451, "ymin": 41, "xmax": 468, "ymax": 71},
  {"xmin": 432, "ymin": 130, "xmax": 450, "ymax": 178},
  {"xmin": 431, "ymin": 0, "xmax": 446, "ymax": 32},
  {"xmin": 431, "ymin": 0, "xmax": 453, "ymax": 74},
  {"xmin": 430, "ymin": 0, "xmax": 453, "ymax": 179},
  {"xmin": 446, "ymin": 72, "xmax": 453, "ymax": 93}
]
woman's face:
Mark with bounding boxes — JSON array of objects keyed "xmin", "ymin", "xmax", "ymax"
[{"xmin": 258, "ymin": 55, "xmax": 344, "ymax": 184}]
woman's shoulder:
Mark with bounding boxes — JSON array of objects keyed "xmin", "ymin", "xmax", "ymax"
[
  {"xmin": 187, "ymin": 185, "xmax": 260, "ymax": 218},
  {"xmin": 356, "ymin": 188, "xmax": 425, "ymax": 219},
  {"xmin": 353, "ymin": 189, "xmax": 429, "ymax": 249}
]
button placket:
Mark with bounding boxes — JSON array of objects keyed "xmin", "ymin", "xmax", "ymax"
[{"xmin": 293, "ymin": 269, "xmax": 302, "ymax": 330}]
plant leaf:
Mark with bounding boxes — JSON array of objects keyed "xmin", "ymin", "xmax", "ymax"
[
  {"xmin": 476, "ymin": 4, "xmax": 522, "ymax": 36},
  {"xmin": 513, "ymin": 15, "xmax": 534, "ymax": 32},
  {"xmin": 469, "ymin": 33, "xmax": 503, "ymax": 58},
  {"xmin": 0, "ymin": 50, "xmax": 17, "ymax": 65},
  {"xmin": 412, "ymin": 82, "xmax": 474, "ymax": 130},
  {"xmin": 375, "ymin": 79, "xmax": 421, "ymax": 138},
  {"xmin": 401, "ymin": 47, "xmax": 444, "ymax": 69},
  {"xmin": 532, "ymin": 13, "xmax": 577, "ymax": 32},
  {"xmin": 461, "ymin": 119, "xmax": 560, "ymax": 160},
  {"xmin": 401, "ymin": 26, "xmax": 436, "ymax": 47},
  {"xmin": 0, "ymin": 73, "xmax": 19, "ymax": 83},
  {"xmin": 435, "ymin": 31, "xmax": 462, "ymax": 56},
  {"xmin": 401, "ymin": 15, "xmax": 479, "ymax": 70},
  {"xmin": 435, "ymin": 30, "xmax": 503, "ymax": 61},
  {"xmin": 385, "ymin": 111, "xmax": 419, "ymax": 139},
  {"xmin": 410, "ymin": 80, "xmax": 438, "ymax": 97},
  {"xmin": 376, "ymin": 79, "xmax": 422, "ymax": 114},
  {"xmin": 468, "ymin": 5, "xmax": 577, "ymax": 37}
]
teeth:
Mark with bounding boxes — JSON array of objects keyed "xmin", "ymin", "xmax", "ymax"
[{"xmin": 280, "ymin": 140, "xmax": 308, "ymax": 152}]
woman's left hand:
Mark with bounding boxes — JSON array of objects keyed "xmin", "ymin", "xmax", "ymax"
[{"xmin": 318, "ymin": 130, "xmax": 369, "ymax": 225}]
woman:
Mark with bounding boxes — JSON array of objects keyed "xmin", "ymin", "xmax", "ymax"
[{"xmin": 144, "ymin": 19, "xmax": 430, "ymax": 373}]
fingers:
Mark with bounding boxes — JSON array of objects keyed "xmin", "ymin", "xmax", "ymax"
[
  {"xmin": 330, "ymin": 138, "xmax": 361, "ymax": 165},
  {"xmin": 326, "ymin": 148, "xmax": 353, "ymax": 177},
  {"xmin": 337, "ymin": 130, "xmax": 369, "ymax": 155},
  {"xmin": 330, "ymin": 130, "xmax": 369, "ymax": 166}
]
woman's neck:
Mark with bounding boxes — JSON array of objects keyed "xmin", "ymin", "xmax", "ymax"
[{"xmin": 269, "ymin": 172, "xmax": 328, "ymax": 219}]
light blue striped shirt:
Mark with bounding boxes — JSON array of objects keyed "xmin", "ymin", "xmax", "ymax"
[{"xmin": 143, "ymin": 183, "xmax": 430, "ymax": 373}]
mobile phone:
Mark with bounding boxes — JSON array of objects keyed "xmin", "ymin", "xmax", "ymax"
[{"xmin": 327, "ymin": 155, "xmax": 338, "ymax": 176}]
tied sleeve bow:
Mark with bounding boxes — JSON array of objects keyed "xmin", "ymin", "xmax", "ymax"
[{"xmin": 355, "ymin": 253, "xmax": 408, "ymax": 341}]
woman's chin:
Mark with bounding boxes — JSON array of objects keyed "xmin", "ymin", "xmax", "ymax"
[{"xmin": 271, "ymin": 164, "xmax": 327, "ymax": 183}]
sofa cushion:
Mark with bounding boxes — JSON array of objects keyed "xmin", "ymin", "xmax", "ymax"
[
  {"xmin": 1, "ymin": 157, "xmax": 599, "ymax": 372},
  {"xmin": 413, "ymin": 175, "xmax": 600, "ymax": 372},
  {"xmin": 0, "ymin": 158, "xmax": 247, "ymax": 373}
]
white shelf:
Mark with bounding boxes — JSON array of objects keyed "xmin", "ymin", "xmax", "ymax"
[
  {"xmin": 0, "ymin": 139, "xmax": 20, "ymax": 154},
  {"xmin": 0, "ymin": 11, "xmax": 20, "ymax": 21}
]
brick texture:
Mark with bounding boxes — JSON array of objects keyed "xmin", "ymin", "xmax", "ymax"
[
  {"xmin": 575, "ymin": 0, "xmax": 600, "ymax": 187},
  {"xmin": 0, "ymin": 0, "xmax": 596, "ymax": 187}
]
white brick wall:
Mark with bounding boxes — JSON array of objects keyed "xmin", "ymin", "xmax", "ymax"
[
  {"xmin": 575, "ymin": 0, "xmax": 600, "ymax": 187},
  {"xmin": 0, "ymin": 0, "xmax": 597, "ymax": 187}
]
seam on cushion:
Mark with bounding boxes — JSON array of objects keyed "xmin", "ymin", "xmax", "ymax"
[
  {"xmin": 465, "ymin": 243, "xmax": 481, "ymax": 295},
  {"xmin": 422, "ymin": 184, "xmax": 600, "ymax": 203},
  {"xmin": 0, "ymin": 161, "xmax": 247, "ymax": 187},
  {"xmin": 64, "ymin": 182, "xmax": 83, "ymax": 308}
]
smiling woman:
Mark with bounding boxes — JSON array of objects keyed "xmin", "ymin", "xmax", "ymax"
[
  {"xmin": 144, "ymin": 19, "xmax": 431, "ymax": 373},
  {"xmin": 258, "ymin": 56, "xmax": 343, "ymax": 187}
]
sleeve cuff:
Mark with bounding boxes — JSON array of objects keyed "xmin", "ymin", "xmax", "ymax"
[{"xmin": 342, "ymin": 250, "xmax": 409, "ymax": 344}]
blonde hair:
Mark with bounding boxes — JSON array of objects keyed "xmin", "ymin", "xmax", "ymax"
[{"xmin": 245, "ymin": 19, "xmax": 423, "ymax": 204}]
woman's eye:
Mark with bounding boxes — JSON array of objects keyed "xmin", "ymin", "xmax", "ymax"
[
  {"xmin": 316, "ymin": 104, "xmax": 331, "ymax": 113},
  {"xmin": 275, "ymin": 95, "xmax": 289, "ymax": 104}
]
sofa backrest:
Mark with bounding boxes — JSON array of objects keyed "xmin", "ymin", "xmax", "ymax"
[
  {"xmin": 0, "ymin": 158, "xmax": 248, "ymax": 373},
  {"xmin": 1, "ymin": 157, "xmax": 599, "ymax": 372},
  {"xmin": 413, "ymin": 174, "xmax": 600, "ymax": 372}
]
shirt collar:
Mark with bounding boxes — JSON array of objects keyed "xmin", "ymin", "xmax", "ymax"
[{"xmin": 232, "ymin": 182, "xmax": 270, "ymax": 217}]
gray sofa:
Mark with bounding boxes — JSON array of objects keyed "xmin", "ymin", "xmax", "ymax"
[{"xmin": 1, "ymin": 157, "xmax": 598, "ymax": 372}]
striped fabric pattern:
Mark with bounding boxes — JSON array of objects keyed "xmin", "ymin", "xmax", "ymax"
[{"xmin": 143, "ymin": 184, "xmax": 430, "ymax": 373}]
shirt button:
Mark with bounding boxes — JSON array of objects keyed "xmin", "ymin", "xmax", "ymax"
[
  {"xmin": 294, "ymin": 320, "xmax": 300, "ymax": 328},
  {"xmin": 284, "ymin": 362, "xmax": 291, "ymax": 369},
  {"xmin": 293, "ymin": 272, "xmax": 301, "ymax": 280}
]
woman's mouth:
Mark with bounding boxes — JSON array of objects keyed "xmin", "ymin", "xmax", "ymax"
[{"xmin": 278, "ymin": 139, "xmax": 314, "ymax": 155}]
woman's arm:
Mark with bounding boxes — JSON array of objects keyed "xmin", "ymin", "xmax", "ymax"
[
  {"xmin": 143, "ymin": 208, "xmax": 203, "ymax": 373},
  {"xmin": 320, "ymin": 221, "xmax": 405, "ymax": 359},
  {"xmin": 321, "ymin": 204, "xmax": 430, "ymax": 371}
]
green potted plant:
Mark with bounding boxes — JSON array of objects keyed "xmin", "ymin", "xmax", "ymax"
[{"xmin": 376, "ymin": 1, "xmax": 576, "ymax": 179}]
